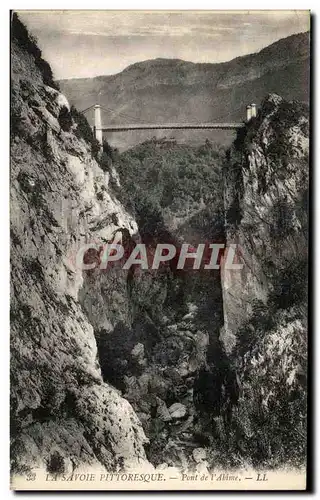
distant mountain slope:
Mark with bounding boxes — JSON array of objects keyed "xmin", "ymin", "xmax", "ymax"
[{"xmin": 59, "ymin": 32, "xmax": 309, "ymax": 150}]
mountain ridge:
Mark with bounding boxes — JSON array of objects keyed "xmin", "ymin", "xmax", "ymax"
[
  {"xmin": 59, "ymin": 30, "xmax": 309, "ymax": 150},
  {"xmin": 59, "ymin": 31, "xmax": 309, "ymax": 82}
]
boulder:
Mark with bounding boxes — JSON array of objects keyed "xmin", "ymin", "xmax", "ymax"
[
  {"xmin": 168, "ymin": 403, "xmax": 187, "ymax": 419},
  {"xmin": 131, "ymin": 343, "xmax": 145, "ymax": 365},
  {"xmin": 131, "ymin": 343, "xmax": 144, "ymax": 358},
  {"xmin": 156, "ymin": 398, "xmax": 172, "ymax": 422},
  {"xmin": 192, "ymin": 447, "xmax": 207, "ymax": 463}
]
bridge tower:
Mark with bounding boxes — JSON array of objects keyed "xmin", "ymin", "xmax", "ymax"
[
  {"xmin": 246, "ymin": 105, "xmax": 252, "ymax": 122},
  {"xmin": 94, "ymin": 104, "xmax": 103, "ymax": 145},
  {"xmin": 246, "ymin": 103, "xmax": 257, "ymax": 122},
  {"xmin": 251, "ymin": 103, "xmax": 257, "ymax": 118}
]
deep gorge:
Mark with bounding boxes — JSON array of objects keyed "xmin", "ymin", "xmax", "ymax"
[{"xmin": 10, "ymin": 13, "xmax": 308, "ymax": 477}]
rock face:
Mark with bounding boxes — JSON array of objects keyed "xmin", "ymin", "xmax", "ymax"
[
  {"xmin": 222, "ymin": 93, "xmax": 308, "ymax": 350},
  {"xmin": 11, "ymin": 20, "xmax": 148, "ymax": 475},
  {"xmin": 221, "ymin": 94, "xmax": 308, "ymax": 467}
]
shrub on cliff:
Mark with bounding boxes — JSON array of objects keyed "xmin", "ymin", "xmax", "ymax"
[
  {"xmin": 231, "ymin": 311, "xmax": 307, "ymax": 468},
  {"xmin": 70, "ymin": 106, "xmax": 101, "ymax": 159},
  {"xmin": 58, "ymin": 106, "xmax": 73, "ymax": 132},
  {"xmin": 98, "ymin": 141, "xmax": 119, "ymax": 173}
]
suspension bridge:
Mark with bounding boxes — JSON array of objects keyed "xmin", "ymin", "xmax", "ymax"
[{"xmin": 80, "ymin": 102, "xmax": 257, "ymax": 145}]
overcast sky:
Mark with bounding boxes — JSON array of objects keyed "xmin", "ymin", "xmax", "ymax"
[{"xmin": 17, "ymin": 10, "xmax": 310, "ymax": 80}]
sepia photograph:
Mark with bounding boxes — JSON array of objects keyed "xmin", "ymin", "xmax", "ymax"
[{"xmin": 10, "ymin": 9, "xmax": 310, "ymax": 490}]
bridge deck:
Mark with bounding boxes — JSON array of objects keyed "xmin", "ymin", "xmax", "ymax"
[{"xmin": 100, "ymin": 122, "xmax": 245, "ymax": 132}]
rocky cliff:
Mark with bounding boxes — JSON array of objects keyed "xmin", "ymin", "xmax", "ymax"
[
  {"xmin": 221, "ymin": 94, "xmax": 308, "ymax": 466},
  {"xmin": 222, "ymin": 93, "xmax": 308, "ymax": 349},
  {"xmin": 11, "ymin": 15, "xmax": 149, "ymax": 476}
]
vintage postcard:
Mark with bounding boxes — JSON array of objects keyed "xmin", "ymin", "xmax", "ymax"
[{"xmin": 10, "ymin": 10, "xmax": 310, "ymax": 490}]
